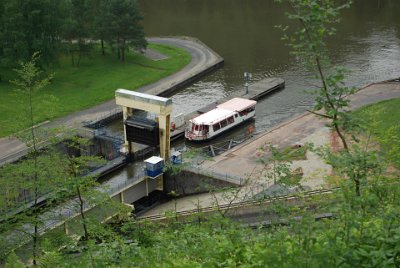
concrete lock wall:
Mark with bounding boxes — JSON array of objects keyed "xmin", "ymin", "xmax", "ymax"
[
  {"xmin": 122, "ymin": 179, "xmax": 157, "ymax": 204},
  {"xmin": 164, "ymin": 169, "xmax": 235, "ymax": 196},
  {"xmin": 147, "ymin": 178, "xmax": 157, "ymax": 191},
  {"xmin": 93, "ymin": 137, "xmax": 121, "ymax": 160},
  {"xmin": 123, "ymin": 180, "xmax": 147, "ymax": 204}
]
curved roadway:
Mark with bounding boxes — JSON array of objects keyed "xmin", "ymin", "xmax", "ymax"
[{"xmin": 140, "ymin": 37, "xmax": 223, "ymax": 96}]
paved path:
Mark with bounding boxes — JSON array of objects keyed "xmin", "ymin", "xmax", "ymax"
[
  {"xmin": 0, "ymin": 37, "xmax": 223, "ymax": 166},
  {"xmin": 139, "ymin": 81, "xmax": 400, "ymax": 217}
]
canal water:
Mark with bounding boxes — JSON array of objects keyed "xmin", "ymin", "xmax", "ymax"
[
  {"xmin": 104, "ymin": 0, "xmax": 400, "ymax": 180},
  {"xmin": 139, "ymin": 0, "xmax": 400, "ymax": 130}
]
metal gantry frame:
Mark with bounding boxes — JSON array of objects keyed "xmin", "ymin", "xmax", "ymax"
[
  {"xmin": 115, "ymin": 89, "xmax": 172, "ymax": 161},
  {"xmin": 115, "ymin": 89, "xmax": 172, "ymax": 192}
]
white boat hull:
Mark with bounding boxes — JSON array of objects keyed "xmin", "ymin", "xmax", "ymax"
[{"xmin": 185, "ymin": 110, "xmax": 255, "ymax": 141}]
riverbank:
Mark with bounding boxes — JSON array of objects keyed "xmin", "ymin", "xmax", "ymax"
[
  {"xmin": 139, "ymin": 79, "xmax": 400, "ymax": 217},
  {"xmin": 0, "ymin": 37, "xmax": 224, "ymax": 166}
]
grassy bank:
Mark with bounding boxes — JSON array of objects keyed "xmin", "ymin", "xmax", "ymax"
[
  {"xmin": 0, "ymin": 43, "xmax": 191, "ymax": 137},
  {"xmin": 353, "ymin": 97, "xmax": 400, "ymax": 166}
]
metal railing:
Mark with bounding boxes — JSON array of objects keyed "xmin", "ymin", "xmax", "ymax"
[
  {"xmin": 103, "ymin": 170, "xmax": 146, "ymax": 196},
  {"xmin": 84, "ymin": 108, "xmax": 122, "ymax": 129},
  {"xmin": 137, "ymin": 187, "xmax": 338, "ymax": 222},
  {"xmin": 185, "ymin": 163, "xmax": 244, "ymax": 185}
]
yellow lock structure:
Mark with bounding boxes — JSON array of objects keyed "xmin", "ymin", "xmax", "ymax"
[{"xmin": 115, "ymin": 89, "xmax": 172, "ymax": 162}]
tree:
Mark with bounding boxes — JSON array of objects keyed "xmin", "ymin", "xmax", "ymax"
[
  {"xmin": 62, "ymin": 0, "xmax": 93, "ymax": 67},
  {"xmin": 0, "ymin": 0, "xmax": 65, "ymax": 66},
  {"xmin": 59, "ymin": 136, "xmax": 105, "ymax": 241},
  {"xmin": 91, "ymin": 0, "xmax": 113, "ymax": 56},
  {"xmin": 0, "ymin": 152, "xmax": 66, "ymax": 262},
  {"xmin": 105, "ymin": 0, "xmax": 147, "ymax": 62},
  {"xmin": 276, "ymin": 0, "xmax": 354, "ymax": 151},
  {"xmin": 275, "ymin": 0, "xmax": 383, "ymax": 196},
  {"xmin": 8, "ymin": 53, "xmax": 54, "ymax": 265},
  {"xmin": 320, "ymin": 144, "xmax": 382, "ymax": 196},
  {"xmin": 0, "ymin": 0, "xmax": 5, "ymax": 67}
]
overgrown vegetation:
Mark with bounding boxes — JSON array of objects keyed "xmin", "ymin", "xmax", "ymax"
[{"xmin": 5, "ymin": 175, "xmax": 398, "ymax": 267}]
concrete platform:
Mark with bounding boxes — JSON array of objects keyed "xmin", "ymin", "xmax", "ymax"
[
  {"xmin": 189, "ymin": 77, "xmax": 284, "ymax": 116},
  {"xmin": 242, "ymin": 77, "xmax": 285, "ymax": 100}
]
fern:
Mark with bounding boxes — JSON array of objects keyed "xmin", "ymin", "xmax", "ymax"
[
  {"xmin": 5, "ymin": 251, "xmax": 24, "ymax": 268},
  {"xmin": 38, "ymin": 252, "xmax": 63, "ymax": 268}
]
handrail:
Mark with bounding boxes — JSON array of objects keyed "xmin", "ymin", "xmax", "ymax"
[{"xmin": 137, "ymin": 187, "xmax": 339, "ymax": 221}]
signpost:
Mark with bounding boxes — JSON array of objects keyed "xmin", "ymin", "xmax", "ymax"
[{"xmin": 244, "ymin": 72, "xmax": 252, "ymax": 94}]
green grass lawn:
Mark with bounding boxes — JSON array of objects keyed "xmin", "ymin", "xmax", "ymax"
[
  {"xmin": 0, "ymin": 44, "xmax": 191, "ymax": 137},
  {"xmin": 353, "ymin": 97, "xmax": 400, "ymax": 131},
  {"xmin": 280, "ymin": 145, "xmax": 307, "ymax": 161},
  {"xmin": 353, "ymin": 97, "xmax": 400, "ymax": 166}
]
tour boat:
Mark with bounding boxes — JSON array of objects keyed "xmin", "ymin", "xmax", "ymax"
[{"xmin": 185, "ymin": 97, "xmax": 257, "ymax": 141}]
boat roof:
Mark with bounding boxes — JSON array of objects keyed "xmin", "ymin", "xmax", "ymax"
[
  {"xmin": 191, "ymin": 108, "xmax": 236, "ymax": 125},
  {"xmin": 190, "ymin": 98, "xmax": 257, "ymax": 125},
  {"xmin": 217, "ymin": 98, "xmax": 257, "ymax": 112}
]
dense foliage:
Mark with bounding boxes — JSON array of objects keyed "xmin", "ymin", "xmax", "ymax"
[
  {"xmin": 6, "ymin": 176, "xmax": 398, "ymax": 267},
  {"xmin": 0, "ymin": 0, "xmax": 146, "ymax": 67}
]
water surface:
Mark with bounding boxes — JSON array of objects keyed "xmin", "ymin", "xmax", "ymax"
[
  {"xmin": 139, "ymin": 0, "xmax": 400, "ymax": 130},
  {"xmin": 104, "ymin": 0, "xmax": 400, "ymax": 181}
]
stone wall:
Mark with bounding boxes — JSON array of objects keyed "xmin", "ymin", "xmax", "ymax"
[{"xmin": 164, "ymin": 169, "xmax": 235, "ymax": 196}]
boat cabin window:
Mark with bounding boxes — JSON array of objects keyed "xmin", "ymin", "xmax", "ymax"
[
  {"xmin": 213, "ymin": 122, "xmax": 221, "ymax": 132},
  {"xmin": 227, "ymin": 116, "xmax": 234, "ymax": 124},
  {"xmin": 239, "ymin": 106, "xmax": 255, "ymax": 117},
  {"xmin": 194, "ymin": 124, "xmax": 204, "ymax": 131},
  {"xmin": 220, "ymin": 119, "xmax": 228, "ymax": 128}
]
